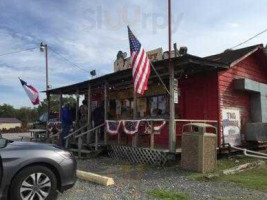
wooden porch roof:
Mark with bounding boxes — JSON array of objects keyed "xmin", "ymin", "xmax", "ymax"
[{"xmin": 45, "ymin": 54, "xmax": 228, "ymax": 95}]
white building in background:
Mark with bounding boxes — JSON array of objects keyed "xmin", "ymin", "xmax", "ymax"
[{"xmin": 0, "ymin": 118, "xmax": 22, "ymax": 130}]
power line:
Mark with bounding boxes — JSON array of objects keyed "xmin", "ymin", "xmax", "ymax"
[
  {"xmin": 48, "ymin": 47, "xmax": 91, "ymax": 73},
  {"xmin": 0, "ymin": 45, "xmax": 92, "ymax": 74},
  {"xmin": 230, "ymin": 28, "xmax": 267, "ymax": 50},
  {"xmin": 0, "ymin": 47, "xmax": 38, "ymax": 57}
]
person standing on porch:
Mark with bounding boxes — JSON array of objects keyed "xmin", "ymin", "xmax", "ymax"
[
  {"xmin": 79, "ymin": 99, "xmax": 88, "ymax": 128},
  {"xmin": 61, "ymin": 103, "xmax": 73, "ymax": 147},
  {"xmin": 92, "ymin": 102, "xmax": 105, "ymax": 140}
]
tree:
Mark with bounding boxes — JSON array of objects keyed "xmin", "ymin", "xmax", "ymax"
[
  {"xmin": 0, "ymin": 95, "xmax": 76, "ymax": 125},
  {"xmin": 16, "ymin": 107, "xmax": 39, "ymax": 124},
  {"xmin": 0, "ymin": 104, "xmax": 16, "ymax": 118},
  {"xmin": 0, "ymin": 104, "xmax": 39, "ymax": 126},
  {"xmin": 37, "ymin": 95, "xmax": 76, "ymax": 115}
]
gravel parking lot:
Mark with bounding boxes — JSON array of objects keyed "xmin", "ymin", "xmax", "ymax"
[
  {"xmin": 3, "ymin": 133, "xmax": 267, "ymax": 200},
  {"xmin": 2, "ymin": 132, "xmax": 31, "ymax": 141},
  {"xmin": 58, "ymin": 157, "xmax": 267, "ymax": 200}
]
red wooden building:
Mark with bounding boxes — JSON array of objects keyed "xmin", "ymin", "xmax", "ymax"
[
  {"xmin": 47, "ymin": 44, "xmax": 267, "ymax": 161},
  {"xmin": 176, "ymin": 44, "xmax": 267, "ymax": 147}
]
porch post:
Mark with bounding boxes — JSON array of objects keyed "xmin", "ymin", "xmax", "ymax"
[
  {"xmin": 104, "ymin": 83, "xmax": 108, "ymax": 145},
  {"xmin": 46, "ymin": 92, "xmax": 50, "ymax": 139},
  {"xmin": 75, "ymin": 88, "xmax": 79, "ymax": 128},
  {"xmin": 59, "ymin": 92, "xmax": 63, "ymax": 121},
  {"xmin": 168, "ymin": 0, "xmax": 176, "ymax": 153},
  {"xmin": 87, "ymin": 84, "xmax": 92, "ymax": 144},
  {"xmin": 132, "ymin": 89, "xmax": 138, "ymax": 147},
  {"xmin": 150, "ymin": 121, "xmax": 154, "ymax": 149}
]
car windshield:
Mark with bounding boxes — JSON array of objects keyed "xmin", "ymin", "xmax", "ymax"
[{"xmin": 0, "ymin": 138, "xmax": 8, "ymax": 149}]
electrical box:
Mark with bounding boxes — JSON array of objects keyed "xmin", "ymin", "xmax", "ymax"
[{"xmin": 246, "ymin": 123, "xmax": 267, "ymax": 142}]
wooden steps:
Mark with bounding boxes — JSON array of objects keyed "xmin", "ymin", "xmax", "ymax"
[
  {"xmin": 88, "ymin": 143, "xmax": 106, "ymax": 148},
  {"xmin": 70, "ymin": 148, "xmax": 92, "ymax": 154},
  {"xmin": 65, "ymin": 124, "xmax": 106, "ymax": 159},
  {"xmin": 69, "ymin": 144, "xmax": 105, "ymax": 159}
]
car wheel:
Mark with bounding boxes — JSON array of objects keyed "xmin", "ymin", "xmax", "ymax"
[{"xmin": 10, "ymin": 165, "xmax": 58, "ymax": 200}]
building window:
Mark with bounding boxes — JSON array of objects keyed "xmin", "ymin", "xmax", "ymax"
[{"xmin": 148, "ymin": 95, "xmax": 168, "ymax": 118}]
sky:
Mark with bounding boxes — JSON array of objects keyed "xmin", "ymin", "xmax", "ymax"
[{"xmin": 0, "ymin": 0, "xmax": 266, "ymax": 108}]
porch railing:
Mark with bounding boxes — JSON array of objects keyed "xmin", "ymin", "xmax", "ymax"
[
  {"xmin": 174, "ymin": 119, "xmax": 218, "ymax": 132},
  {"xmin": 105, "ymin": 118, "xmax": 218, "ymax": 151},
  {"xmin": 106, "ymin": 119, "xmax": 167, "ymax": 150},
  {"xmin": 175, "ymin": 119, "xmax": 219, "ymax": 147},
  {"xmin": 49, "ymin": 132, "xmax": 60, "ymax": 144},
  {"xmin": 74, "ymin": 123, "xmax": 105, "ymax": 158},
  {"xmin": 64, "ymin": 122, "xmax": 91, "ymax": 148},
  {"xmin": 63, "ymin": 119, "xmax": 219, "ymax": 154}
]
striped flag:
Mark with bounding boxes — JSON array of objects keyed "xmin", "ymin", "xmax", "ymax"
[
  {"xmin": 128, "ymin": 26, "xmax": 151, "ymax": 95},
  {"xmin": 19, "ymin": 78, "xmax": 40, "ymax": 105}
]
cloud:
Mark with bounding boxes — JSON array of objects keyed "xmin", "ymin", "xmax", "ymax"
[
  {"xmin": 228, "ymin": 23, "xmax": 240, "ymax": 28},
  {"xmin": 0, "ymin": 0, "xmax": 267, "ymax": 108}
]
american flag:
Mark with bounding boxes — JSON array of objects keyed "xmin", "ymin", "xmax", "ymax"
[{"xmin": 128, "ymin": 26, "xmax": 151, "ymax": 95}]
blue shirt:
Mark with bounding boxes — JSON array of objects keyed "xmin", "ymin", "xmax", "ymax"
[{"xmin": 61, "ymin": 107, "xmax": 73, "ymax": 125}]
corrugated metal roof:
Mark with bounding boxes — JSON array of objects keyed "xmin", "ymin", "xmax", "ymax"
[
  {"xmin": 205, "ymin": 44, "xmax": 263, "ymax": 65},
  {"xmin": 0, "ymin": 118, "xmax": 22, "ymax": 123},
  {"xmin": 45, "ymin": 54, "xmax": 228, "ymax": 94}
]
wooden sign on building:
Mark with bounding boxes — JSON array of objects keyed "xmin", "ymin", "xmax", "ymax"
[{"xmin": 114, "ymin": 48, "xmax": 163, "ymax": 72}]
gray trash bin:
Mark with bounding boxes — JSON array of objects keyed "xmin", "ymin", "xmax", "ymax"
[{"xmin": 181, "ymin": 123, "xmax": 217, "ymax": 173}]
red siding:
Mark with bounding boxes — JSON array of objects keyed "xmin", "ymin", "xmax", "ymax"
[
  {"xmin": 107, "ymin": 49, "xmax": 267, "ymax": 148},
  {"xmin": 178, "ymin": 71, "xmax": 218, "ymax": 121},
  {"xmin": 155, "ymin": 71, "xmax": 219, "ymax": 148},
  {"xmin": 218, "ymin": 51, "xmax": 267, "ymax": 144}
]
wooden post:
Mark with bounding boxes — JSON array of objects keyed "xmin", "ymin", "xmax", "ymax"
[
  {"xmin": 78, "ymin": 137, "xmax": 82, "ymax": 159},
  {"xmin": 132, "ymin": 89, "xmax": 138, "ymax": 147},
  {"xmin": 58, "ymin": 92, "xmax": 63, "ymax": 145},
  {"xmin": 95, "ymin": 128, "xmax": 98, "ymax": 151},
  {"xmin": 104, "ymin": 83, "xmax": 108, "ymax": 145},
  {"xmin": 76, "ymin": 170, "xmax": 115, "ymax": 186},
  {"xmin": 65, "ymin": 138, "xmax": 69, "ymax": 148},
  {"xmin": 59, "ymin": 92, "xmax": 63, "ymax": 121},
  {"xmin": 118, "ymin": 131, "xmax": 121, "ymax": 145},
  {"xmin": 76, "ymin": 88, "xmax": 80, "ymax": 129},
  {"xmin": 87, "ymin": 84, "xmax": 92, "ymax": 144},
  {"xmin": 150, "ymin": 121, "xmax": 154, "ymax": 149},
  {"xmin": 168, "ymin": 0, "xmax": 176, "ymax": 153}
]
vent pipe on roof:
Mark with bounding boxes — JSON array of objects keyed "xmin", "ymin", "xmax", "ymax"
[
  {"xmin": 224, "ymin": 49, "xmax": 232, "ymax": 53},
  {"xmin": 264, "ymin": 44, "xmax": 267, "ymax": 56}
]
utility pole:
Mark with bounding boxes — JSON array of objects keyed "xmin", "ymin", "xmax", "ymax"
[
  {"xmin": 40, "ymin": 42, "xmax": 49, "ymax": 91},
  {"xmin": 40, "ymin": 42, "xmax": 50, "ymax": 138},
  {"xmin": 168, "ymin": 0, "xmax": 176, "ymax": 152}
]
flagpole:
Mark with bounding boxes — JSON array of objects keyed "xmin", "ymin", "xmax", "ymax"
[
  {"xmin": 150, "ymin": 61, "xmax": 170, "ymax": 95},
  {"xmin": 168, "ymin": 0, "xmax": 176, "ymax": 153}
]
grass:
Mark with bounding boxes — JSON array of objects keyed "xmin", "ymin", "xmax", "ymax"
[
  {"xmin": 216, "ymin": 157, "xmax": 257, "ymax": 170},
  {"xmin": 147, "ymin": 189, "xmax": 191, "ymax": 200},
  {"xmin": 219, "ymin": 165, "xmax": 267, "ymax": 191},
  {"xmin": 187, "ymin": 156, "xmax": 267, "ymax": 191}
]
